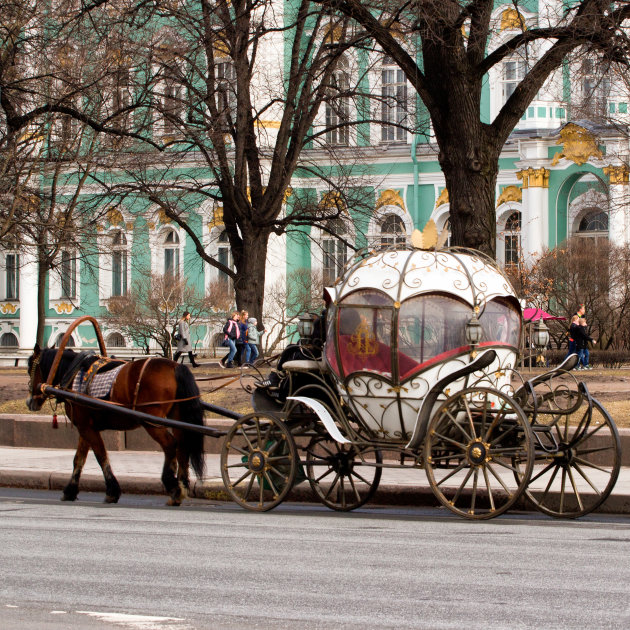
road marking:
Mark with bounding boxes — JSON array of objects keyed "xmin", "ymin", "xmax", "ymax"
[{"xmin": 76, "ymin": 611, "xmax": 188, "ymax": 629}]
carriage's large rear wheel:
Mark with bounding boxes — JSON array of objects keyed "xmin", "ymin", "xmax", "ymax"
[
  {"xmin": 523, "ymin": 398, "xmax": 621, "ymax": 518},
  {"xmin": 305, "ymin": 436, "xmax": 382, "ymax": 511},
  {"xmin": 221, "ymin": 413, "xmax": 297, "ymax": 512},
  {"xmin": 424, "ymin": 388, "xmax": 534, "ymax": 520}
]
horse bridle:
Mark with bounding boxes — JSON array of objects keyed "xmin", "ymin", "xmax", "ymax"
[{"xmin": 28, "ymin": 354, "xmax": 43, "ymax": 398}]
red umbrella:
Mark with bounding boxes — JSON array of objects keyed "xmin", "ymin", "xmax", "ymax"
[{"xmin": 522, "ymin": 307, "xmax": 566, "ymax": 322}]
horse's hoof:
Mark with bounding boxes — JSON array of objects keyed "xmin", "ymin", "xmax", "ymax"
[
  {"xmin": 104, "ymin": 495, "xmax": 120, "ymax": 504},
  {"xmin": 61, "ymin": 494, "xmax": 77, "ymax": 502},
  {"xmin": 166, "ymin": 497, "xmax": 182, "ymax": 507}
]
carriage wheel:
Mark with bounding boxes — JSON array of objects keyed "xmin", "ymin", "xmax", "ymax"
[
  {"xmin": 305, "ymin": 436, "xmax": 382, "ymax": 511},
  {"xmin": 522, "ymin": 398, "xmax": 621, "ymax": 518},
  {"xmin": 220, "ymin": 413, "xmax": 298, "ymax": 512},
  {"xmin": 424, "ymin": 387, "xmax": 534, "ymax": 520}
]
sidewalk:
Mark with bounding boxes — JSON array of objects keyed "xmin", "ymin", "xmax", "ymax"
[{"xmin": 1, "ymin": 445, "xmax": 629, "ymax": 515}]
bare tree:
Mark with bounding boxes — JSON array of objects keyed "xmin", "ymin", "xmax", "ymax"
[
  {"xmin": 105, "ymin": 272, "xmax": 218, "ymax": 357},
  {"xmin": 315, "ymin": 0, "xmax": 630, "ymax": 256},
  {"xmin": 511, "ymin": 241, "xmax": 630, "ymax": 350},
  {"xmin": 85, "ymin": 0, "xmax": 397, "ymax": 325},
  {"xmin": 262, "ymin": 267, "xmax": 325, "ymax": 354}
]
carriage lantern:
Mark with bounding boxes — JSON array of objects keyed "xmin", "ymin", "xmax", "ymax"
[
  {"xmin": 297, "ymin": 312, "xmax": 315, "ymax": 341},
  {"xmin": 465, "ymin": 311, "xmax": 483, "ymax": 346},
  {"xmin": 532, "ymin": 317, "xmax": 550, "ymax": 350}
]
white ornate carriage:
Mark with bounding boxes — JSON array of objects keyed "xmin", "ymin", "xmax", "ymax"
[{"xmin": 220, "ymin": 244, "xmax": 621, "ymax": 520}]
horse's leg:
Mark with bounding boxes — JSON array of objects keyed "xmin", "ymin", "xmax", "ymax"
[
  {"xmin": 143, "ymin": 425, "xmax": 183, "ymax": 506},
  {"xmin": 62, "ymin": 436, "xmax": 90, "ymax": 501},
  {"xmin": 174, "ymin": 429, "xmax": 191, "ymax": 498},
  {"xmin": 79, "ymin": 426, "xmax": 121, "ymax": 503}
]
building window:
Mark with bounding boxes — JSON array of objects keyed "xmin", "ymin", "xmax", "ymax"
[
  {"xmin": 106, "ymin": 332, "xmax": 126, "ymax": 348},
  {"xmin": 0, "ymin": 332, "xmax": 18, "ymax": 347},
  {"xmin": 381, "ymin": 56, "xmax": 408, "ymax": 142},
  {"xmin": 379, "ymin": 214, "xmax": 407, "ymax": 248},
  {"xmin": 576, "ymin": 209, "xmax": 609, "ymax": 247},
  {"xmin": 502, "ymin": 59, "xmax": 525, "ymax": 104},
  {"xmin": 326, "ymin": 60, "xmax": 350, "ymax": 146},
  {"xmin": 5, "ymin": 252, "xmax": 19, "ymax": 300},
  {"xmin": 164, "ymin": 231, "xmax": 180, "ymax": 277},
  {"xmin": 217, "ymin": 230, "xmax": 233, "ymax": 291},
  {"xmin": 111, "ymin": 232, "xmax": 128, "ymax": 296},
  {"xmin": 322, "ymin": 219, "xmax": 348, "ymax": 286},
  {"xmin": 55, "ymin": 333, "xmax": 76, "ymax": 347},
  {"xmin": 504, "ymin": 212, "xmax": 521, "ymax": 266},
  {"xmin": 161, "ymin": 65, "xmax": 184, "ymax": 136},
  {"xmin": 217, "ymin": 61, "xmax": 237, "ymax": 131},
  {"xmin": 60, "ymin": 250, "xmax": 77, "ymax": 299}
]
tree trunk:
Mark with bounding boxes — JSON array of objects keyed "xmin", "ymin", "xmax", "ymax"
[
  {"xmin": 232, "ymin": 228, "xmax": 269, "ymax": 326},
  {"xmin": 439, "ymin": 145, "xmax": 500, "ymax": 258},
  {"xmin": 36, "ymin": 252, "xmax": 47, "ymax": 347}
]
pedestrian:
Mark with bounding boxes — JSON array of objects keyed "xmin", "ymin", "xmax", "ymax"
[
  {"xmin": 566, "ymin": 314, "xmax": 580, "ymax": 357},
  {"xmin": 173, "ymin": 311, "xmax": 199, "ymax": 367},
  {"xmin": 238, "ymin": 310, "xmax": 250, "ymax": 366},
  {"xmin": 247, "ymin": 317, "xmax": 261, "ymax": 364},
  {"xmin": 574, "ymin": 316, "xmax": 595, "ymax": 370},
  {"xmin": 221, "ymin": 311, "xmax": 240, "ymax": 368}
]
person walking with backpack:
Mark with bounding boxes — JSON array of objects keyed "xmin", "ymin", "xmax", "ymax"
[
  {"xmin": 173, "ymin": 311, "xmax": 199, "ymax": 367},
  {"xmin": 246, "ymin": 317, "xmax": 261, "ymax": 364},
  {"xmin": 221, "ymin": 311, "xmax": 240, "ymax": 368}
]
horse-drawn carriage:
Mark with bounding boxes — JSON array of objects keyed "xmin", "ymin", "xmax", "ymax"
[{"xmin": 26, "ymin": 243, "xmax": 621, "ymax": 520}]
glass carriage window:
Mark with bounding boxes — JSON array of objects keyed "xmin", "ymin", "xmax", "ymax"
[
  {"xmin": 479, "ymin": 297, "xmax": 521, "ymax": 348},
  {"xmin": 111, "ymin": 232, "xmax": 128, "ymax": 297},
  {"xmin": 326, "ymin": 290, "xmax": 394, "ymax": 377},
  {"xmin": 60, "ymin": 250, "xmax": 76, "ymax": 299},
  {"xmin": 322, "ymin": 219, "xmax": 348, "ymax": 285},
  {"xmin": 164, "ymin": 231, "xmax": 179, "ymax": 277},
  {"xmin": 5, "ymin": 253, "xmax": 19, "ymax": 300},
  {"xmin": 397, "ymin": 293, "xmax": 471, "ymax": 378}
]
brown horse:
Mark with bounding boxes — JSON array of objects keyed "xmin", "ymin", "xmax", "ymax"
[{"xmin": 26, "ymin": 345, "xmax": 205, "ymax": 505}]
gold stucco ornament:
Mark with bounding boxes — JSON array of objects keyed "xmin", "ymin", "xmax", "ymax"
[{"xmin": 551, "ymin": 123, "xmax": 603, "ymax": 166}]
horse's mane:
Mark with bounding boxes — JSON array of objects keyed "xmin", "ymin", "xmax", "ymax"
[{"xmin": 39, "ymin": 348, "xmax": 97, "ymax": 386}]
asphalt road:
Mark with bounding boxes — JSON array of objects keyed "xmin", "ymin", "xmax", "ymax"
[{"xmin": 1, "ymin": 489, "xmax": 629, "ymax": 629}]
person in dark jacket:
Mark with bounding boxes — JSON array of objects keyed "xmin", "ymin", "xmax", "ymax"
[
  {"xmin": 566, "ymin": 315, "xmax": 580, "ymax": 357},
  {"xmin": 173, "ymin": 311, "xmax": 199, "ymax": 367},
  {"xmin": 574, "ymin": 317, "xmax": 595, "ymax": 370}
]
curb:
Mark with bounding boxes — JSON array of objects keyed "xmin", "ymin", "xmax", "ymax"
[{"xmin": 3, "ymin": 470, "xmax": 628, "ymax": 516}]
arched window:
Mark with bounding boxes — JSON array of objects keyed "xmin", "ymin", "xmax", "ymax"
[
  {"xmin": 217, "ymin": 230, "xmax": 233, "ymax": 291},
  {"xmin": 0, "ymin": 332, "xmax": 18, "ymax": 347},
  {"xmin": 504, "ymin": 211, "xmax": 521, "ymax": 266},
  {"xmin": 164, "ymin": 230, "xmax": 180, "ymax": 277},
  {"xmin": 106, "ymin": 332, "xmax": 126, "ymax": 348},
  {"xmin": 111, "ymin": 231, "xmax": 128, "ymax": 296},
  {"xmin": 576, "ymin": 209, "xmax": 609, "ymax": 247},
  {"xmin": 380, "ymin": 214, "xmax": 407, "ymax": 247},
  {"xmin": 55, "ymin": 333, "xmax": 76, "ymax": 347},
  {"xmin": 322, "ymin": 219, "xmax": 348, "ymax": 285}
]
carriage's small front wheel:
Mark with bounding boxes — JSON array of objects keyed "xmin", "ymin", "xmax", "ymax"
[
  {"xmin": 424, "ymin": 387, "xmax": 534, "ymax": 520},
  {"xmin": 305, "ymin": 436, "xmax": 382, "ymax": 511},
  {"xmin": 221, "ymin": 413, "xmax": 298, "ymax": 512}
]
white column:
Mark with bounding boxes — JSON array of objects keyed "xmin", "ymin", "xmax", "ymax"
[
  {"xmin": 518, "ymin": 167, "xmax": 549, "ymax": 260},
  {"xmin": 604, "ymin": 166, "xmax": 630, "ymax": 246},
  {"xmin": 18, "ymin": 248, "xmax": 39, "ymax": 350}
]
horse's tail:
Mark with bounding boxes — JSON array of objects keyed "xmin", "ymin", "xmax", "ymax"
[{"xmin": 174, "ymin": 363, "xmax": 205, "ymax": 479}]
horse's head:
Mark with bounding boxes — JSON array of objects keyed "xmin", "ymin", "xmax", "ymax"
[{"xmin": 26, "ymin": 344, "xmax": 47, "ymax": 411}]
